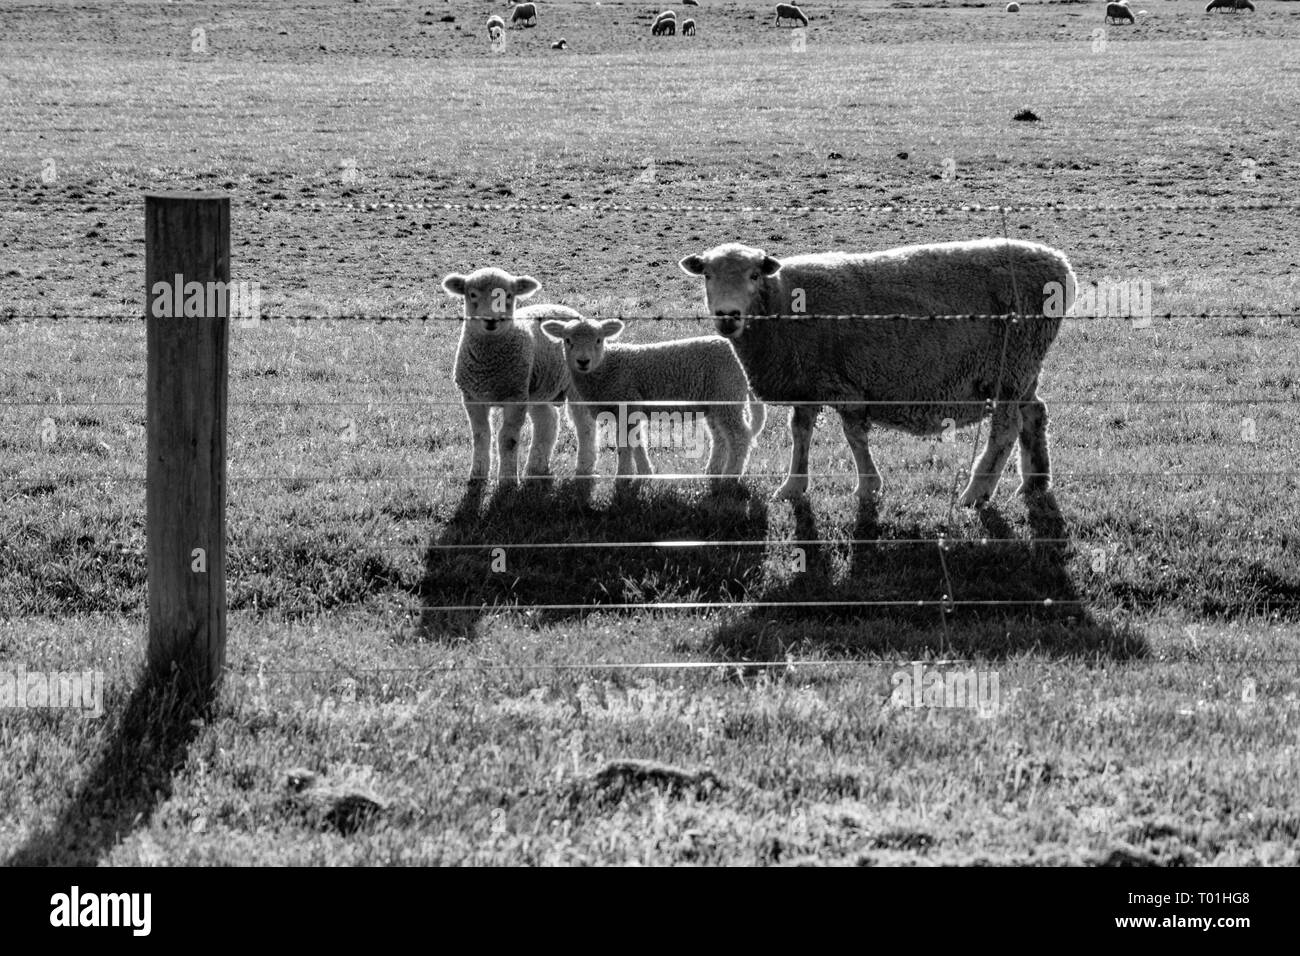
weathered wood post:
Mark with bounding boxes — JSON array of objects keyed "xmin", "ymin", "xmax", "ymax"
[{"xmin": 145, "ymin": 193, "xmax": 229, "ymax": 695}]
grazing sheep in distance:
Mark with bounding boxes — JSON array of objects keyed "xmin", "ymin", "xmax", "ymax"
[
  {"xmin": 1006, "ymin": 2, "xmax": 1019, "ymax": 10},
  {"xmin": 551, "ymin": 37, "xmax": 567, "ymax": 49},
  {"xmin": 682, "ymin": 17, "xmax": 696, "ymax": 34},
  {"xmin": 441, "ymin": 268, "xmax": 596, "ymax": 486},
  {"xmin": 510, "ymin": 2, "xmax": 537, "ymax": 27},
  {"xmin": 775, "ymin": 3, "xmax": 808, "ymax": 26},
  {"xmin": 1104, "ymin": 1, "xmax": 1135, "ymax": 22},
  {"xmin": 540, "ymin": 316, "xmax": 767, "ymax": 494},
  {"xmin": 652, "ymin": 16, "xmax": 677, "ymax": 35},
  {"xmin": 1206, "ymin": 0, "xmax": 1252, "ymax": 9},
  {"xmin": 678, "ymin": 239, "xmax": 1077, "ymax": 505},
  {"xmin": 683, "ymin": 0, "xmax": 698, "ymax": 5}
]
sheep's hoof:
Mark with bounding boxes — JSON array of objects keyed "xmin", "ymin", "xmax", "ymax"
[
  {"xmin": 1016, "ymin": 477, "xmax": 1049, "ymax": 497},
  {"xmin": 958, "ymin": 486, "xmax": 992, "ymax": 508},
  {"xmin": 854, "ymin": 478, "xmax": 883, "ymax": 501},
  {"xmin": 772, "ymin": 479, "xmax": 809, "ymax": 501}
]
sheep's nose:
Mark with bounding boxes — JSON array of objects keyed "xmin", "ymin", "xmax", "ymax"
[{"xmin": 576, "ymin": 358, "xmax": 590, "ymax": 370}]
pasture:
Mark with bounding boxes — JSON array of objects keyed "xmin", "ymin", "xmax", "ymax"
[{"xmin": 1, "ymin": 0, "xmax": 1298, "ymax": 865}]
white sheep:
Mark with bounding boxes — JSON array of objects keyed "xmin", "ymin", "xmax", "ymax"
[
  {"xmin": 678, "ymin": 239, "xmax": 1076, "ymax": 505},
  {"xmin": 510, "ymin": 2, "xmax": 538, "ymax": 27},
  {"xmin": 775, "ymin": 3, "xmax": 808, "ymax": 26},
  {"xmin": 1006, "ymin": 2, "xmax": 1020, "ymax": 10},
  {"xmin": 682, "ymin": 18, "xmax": 697, "ymax": 34},
  {"xmin": 652, "ymin": 11, "xmax": 677, "ymax": 35},
  {"xmin": 1104, "ymin": 2, "xmax": 1135, "ymax": 22},
  {"xmin": 540, "ymin": 316, "xmax": 766, "ymax": 494},
  {"xmin": 441, "ymin": 268, "xmax": 596, "ymax": 486},
  {"xmin": 486, "ymin": 14, "xmax": 505, "ymax": 37}
]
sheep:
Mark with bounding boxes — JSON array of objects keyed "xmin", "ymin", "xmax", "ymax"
[
  {"xmin": 551, "ymin": 37, "xmax": 567, "ymax": 48},
  {"xmin": 540, "ymin": 316, "xmax": 767, "ymax": 494},
  {"xmin": 441, "ymin": 268, "xmax": 596, "ymax": 487},
  {"xmin": 1006, "ymin": 2, "xmax": 1019, "ymax": 10},
  {"xmin": 486, "ymin": 14, "xmax": 505, "ymax": 36},
  {"xmin": 1206, "ymin": 0, "xmax": 1252, "ymax": 10},
  {"xmin": 510, "ymin": 2, "xmax": 537, "ymax": 27},
  {"xmin": 682, "ymin": 17, "xmax": 696, "ymax": 34},
  {"xmin": 652, "ymin": 17, "xmax": 677, "ymax": 35},
  {"xmin": 1104, "ymin": 2, "xmax": 1135, "ymax": 22},
  {"xmin": 678, "ymin": 239, "xmax": 1077, "ymax": 506},
  {"xmin": 683, "ymin": 0, "xmax": 698, "ymax": 5},
  {"xmin": 775, "ymin": 3, "xmax": 808, "ymax": 26}
]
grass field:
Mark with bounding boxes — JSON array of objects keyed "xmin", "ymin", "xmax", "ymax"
[{"xmin": 1, "ymin": 0, "xmax": 1298, "ymax": 865}]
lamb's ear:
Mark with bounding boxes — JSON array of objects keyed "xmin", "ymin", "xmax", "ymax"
[
  {"xmin": 513, "ymin": 275, "xmax": 541, "ymax": 299},
  {"xmin": 598, "ymin": 319, "xmax": 624, "ymax": 340},
  {"xmin": 441, "ymin": 274, "xmax": 467, "ymax": 296},
  {"xmin": 678, "ymin": 255, "xmax": 706, "ymax": 276},
  {"xmin": 539, "ymin": 320, "xmax": 568, "ymax": 342},
  {"xmin": 759, "ymin": 255, "xmax": 782, "ymax": 276}
]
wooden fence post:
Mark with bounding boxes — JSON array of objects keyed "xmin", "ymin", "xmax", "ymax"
[{"xmin": 145, "ymin": 193, "xmax": 229, "ymax": 694}]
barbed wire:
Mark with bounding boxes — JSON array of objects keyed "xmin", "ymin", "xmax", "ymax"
[
  {"xmin": 4, "ymin": 468, "xmax": 1297, "ymax": 485},
  {"xmin": 2, "ymin": 197, "xmax": 1299, "ymax": 215},
  {"xmin": 3, "ymin": 310, "xmax": 1297, "ymax": 323}
]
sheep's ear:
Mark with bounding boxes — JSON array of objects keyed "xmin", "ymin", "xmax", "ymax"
[
  {"xmin": 759, "ymin": 255, "xmax": 782, "ymax": 276},
  {"xmin": 599, "ymin": 319, "xmax": 624, "ymax": 340},
  {"xmin": 539, "ymin": 320, "xmax": 567, "ymax": 342},
  {"xmin": 441, "ymin": 274, "xmax": 467, "ymax": 296},
  {"xmin": 513, "ymin": 275, "xmax": 541, "ymax": 299},
  {"xmin": 679, "ymin": 255, "xmax": 706, "ymax": 276}
]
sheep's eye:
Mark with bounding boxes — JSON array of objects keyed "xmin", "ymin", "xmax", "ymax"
[
  {"xmin": 749, "ymin": 272, "xmax": 759, "ymax": 281},
  {"xmin": 596, "ymin": 338, "xmax": 602, "ymax": 345}
]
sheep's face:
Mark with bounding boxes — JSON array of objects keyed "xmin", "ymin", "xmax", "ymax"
[
  {"xmin": 441, "ymin": 268, "xmax": 540, "ymax": 333},
  {"xmin": 540, "ymin": 318, "xmax": 624, "ymax": 374},
  {"xmin": 678, "ymin": 244, "xmax": 781, "ymax": 339}
]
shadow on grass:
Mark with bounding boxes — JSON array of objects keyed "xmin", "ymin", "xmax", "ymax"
[
  {"xmin": 410, "ymin": 476, "xmax": 771, "ymax": 641},
  {"xmin": 705, "ymin": 489, "xmax": 1150, "ymax": 662},
  {"xmin": 6, "ymin": 670, "xmax": 208, "ymax": 866}
]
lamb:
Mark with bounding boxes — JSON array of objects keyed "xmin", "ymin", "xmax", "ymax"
[
  {"xmin": 682, "ymin": 17, "xmax": 696, "ymax": 34},
  {"xmin": 652, "ymin": 11, "xmax": 677, "ymax": 35},
  {"xmin": 510, "ymin": 2, "xmax": 538, "ymax": 27},
  {"xmin": 678, "ymin": 239, "xmax": 1077, "ymax": 506},
  {"xmin": 551, "ymin": 37, "xmax": 567, "ymax": 49},
  {"xmin": 1104, "ymin": 2, "xmax": 1135, "ymax": 22},
  {"xmin": 775, "ymin": 3, "xmax": 808, "ymax": 26},
  {"xmin": 1006, "ymin": 2, "xmax": 1020, "ymax": 10},
  {"xmin": 441, "ymin": 268, "xmax": 596, "ymax": 487},
  {"xmin": 540, "ymin": 316, "xmax": 766, "ymax": 494},
  {"xmin": 486, "ymin": 14, "xmax": 505, "ymax": 37}
]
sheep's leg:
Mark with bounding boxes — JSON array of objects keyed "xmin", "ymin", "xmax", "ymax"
[
  {"xmin": 703, "ymin": 418, "xmax": 728, "ymax": 494},
  {"xmin": 524, "ymin": 402, "xmax": 558, "ymax": 479},
  {"xmin": 569, "ymin": 401, "xmax": 598, "ymax": 478},
  {"xmin": 959, "ymin": 400, "xmax": 1021, "ymax": 507},
  {"xmin": 712, "ymin": 406, "xmax": 749, "ymax": 493},
  {"xmin": 774, "ymin": 405, "xmax": 818, "ymax": 500},
  {"xmin": 615, "ymin": 443, "xmax": 638, "ymax": 489},
  {"xmin": 837, "ymin": 407, "xmax": 882, "ymax": 500},
  {"xmin": 1016, "ymin": 388, "xmax": 1051, "ymax": 496},
  {"xmin": 497, "ymin": 401, "xmax": 528, "ymax": 487},
  {"xmin": 631, "ymin": 419, "xmax": 655, "ymax": 478},
  {"xmin": 465, "ymin": 397, "xmax": 492, "ymax": 485}
]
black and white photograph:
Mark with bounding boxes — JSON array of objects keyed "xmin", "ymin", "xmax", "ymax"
[{"xmin": 0, "ymin": 0, "xmax": 1296, "ymax": 902}]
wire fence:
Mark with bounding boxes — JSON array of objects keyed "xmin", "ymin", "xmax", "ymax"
[{"xmin": 4, "ymin": 200, "xmax": 1298, "ymax": 678}]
